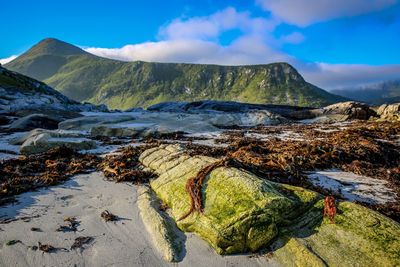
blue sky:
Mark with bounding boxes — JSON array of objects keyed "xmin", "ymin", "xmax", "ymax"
[{"xmin": 1, "ymin": 0, "xmax": 400, "ymax": 89}]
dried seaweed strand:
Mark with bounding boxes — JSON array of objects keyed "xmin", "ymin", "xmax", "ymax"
[{"xmin": 178, "ymin": 159, "xmax": 230, "ymax": 221}]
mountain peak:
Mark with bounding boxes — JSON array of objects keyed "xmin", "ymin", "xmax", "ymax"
[{"xmin": 24, "ymin": 38, "xmax": 87, "ymax": 57}]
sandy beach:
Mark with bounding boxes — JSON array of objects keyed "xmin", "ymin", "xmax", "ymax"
[{"xmin": 0, "ymin": 171, "xmax": 279, "ymax": 267}]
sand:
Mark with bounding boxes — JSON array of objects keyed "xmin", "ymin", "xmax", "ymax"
[{"xmin": 0, "ymin": 172, "xmax": 279, "ymax": 267}]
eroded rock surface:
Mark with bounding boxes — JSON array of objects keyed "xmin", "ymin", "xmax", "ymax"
[
  {"xmin": 376, "ymin": 103, "xmax": 400, "ymax": 121},
  {"xmin": 19, "ymin": 129, "xmax": 96, "ymax": 155},
  {"xmin": 139, "ymin": 144, "xmax": 400, "ymax": 266}
]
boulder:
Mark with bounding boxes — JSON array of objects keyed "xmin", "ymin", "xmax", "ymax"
[
  {"xmin": 376, "ymin": 103, "xmax": 400, "ymax": 121},
  {"xmin": 322, "ymin": 101, "xmax": 377, "ymax": 121},
  {"xmin": 19, "ymin": 129, "xmax": 96, "ymax": 154},
  {"xmin": 139, "ymin": 144, "xmax": 400, "ymax": 266},
  {"xmin": 140, "ymin": 144, "xmax": 321, "ymax": 254},
  {"xmin": 8, "ymin": 113, "xmax": 62, "ymax": 131}
]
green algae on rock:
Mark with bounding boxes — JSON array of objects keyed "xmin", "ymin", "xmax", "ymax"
[
  {"xmin": 273, "ymin": 200, "xmax": 400, "ymax": 267},
  {"xmin": 139, "ymin": 144, "xmax": 400, "ymax": 266},
  {"xmin": 139, "ymin": 144, "xmax": 321, "ymax": 254}
]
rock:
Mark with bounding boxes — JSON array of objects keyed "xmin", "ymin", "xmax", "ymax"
[
  {"xmin": 376, "ymin": 103, "xmax": 400, "ymax": 121},
  {"xmin": 140, "ymin": 144, "xmax": 321, "ymax": 254},
  {"xmin": 322, "ymin": 101, "xmax": 377, "ymax": 121},
  {"xmin": 58, "ymin": 114, "xmax": 136, "ymax": 130},
  {"xmin": 148, "ymin": 100, "xmax": 312, "ymax": 119},
  {"xmin": 0, "ymin": 66, "xmax": 108, "ymax": 113},
  {"xmin": 10, "ymin": 128, "xmax": 87, "ymax": 145},
  {"xmin": 137, "ymin": 186, "xmax": 183, "ymax": 262},
  {"xmin": 272, "ymin": 201, "xmax": 400, "ymax": 267},
  {"xmin": 62, "ymin": 110, "xmax": 284, "ymax": 137},
  {"xmin": 7, "ymin": 114, "xmax": 62, "ymax": 131},
  {"xmin": 139, "ymin": 144, "xmax": 400, "ymax": 265},
  {"xmin": 19, "ymin": 129, "xmax": 96, "ymax": 155}
]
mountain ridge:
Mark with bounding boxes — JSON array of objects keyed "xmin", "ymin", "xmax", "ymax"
[{"xmin": 5, "ymin": 38, "xmax": 346, "ymax": 109}]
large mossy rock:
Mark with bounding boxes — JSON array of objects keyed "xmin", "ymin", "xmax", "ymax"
[
  {"xmin": 273, "ymin": 200, "xmax": 400, "ymax": 266},
  {"xmin": 139, "ymin": 144, "xmax": 400, "ymax": 266},
  {"xmin": 139, "ymin": 144, "xmax": 321, "ymax": 254}
]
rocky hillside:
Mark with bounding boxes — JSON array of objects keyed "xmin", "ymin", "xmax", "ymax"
[
  {"xmin": 0, "ymin": 65, "xmax": 106, "ymax": 113},
  {"xmin": 5, "ymin": 38, "xmax": 346, "ymax": 109}
]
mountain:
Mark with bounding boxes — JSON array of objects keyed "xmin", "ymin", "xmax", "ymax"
[
  {"xmin": 331, "ymin": 80, "xmax": 400, "ymax": 105},
  {"xmin": 5, "ymin": 38, "xmax": 346, "ymax": 109}
]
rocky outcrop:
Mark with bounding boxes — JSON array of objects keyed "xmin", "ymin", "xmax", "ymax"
[
  {"xmin": 0, "ymin": 66, "xmax": 107, "ymax": 114},
  {"xmin": 139, "ymin": 144, "xmax": 400, "ymax": 265},
  {"xmin": 59, "ymin": 110, "xmax": 285, "ymax": 137},
  {"xmin": 376, "ymin": 103, "xmax": 400, "ymax": 121},
  {"xmin": 7, "ymin": 114, "xmax": 61, "ymax": 132},
  {"xmin": 322, "ymin": 101, "xmax": 377, "ymax": 120},
  {"xmin": 148, "ymin": 100, "xmax": 313, "ymax": 115},
  {"xmin": 19, "ymin": 129, "xmax": 96, "ymax": 155}
]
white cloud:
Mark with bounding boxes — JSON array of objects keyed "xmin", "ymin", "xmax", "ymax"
[
  {"xmin": 86, "ymin": 37, "xmax": 290, "ymax": 66},
  {"xmin": 0, "ymin": 55, "xmax": 18, "ymax": 65},
  {"xmin": 158, "ymin": 7, "xmax": 278, "ymax": 40},
  {"xmin": 257, "ymin": 0, "xmax": 397, "ymax": 26},
  {"xmin": 86, "ymin": 7, "xmax": 290, "ymax": 65}
]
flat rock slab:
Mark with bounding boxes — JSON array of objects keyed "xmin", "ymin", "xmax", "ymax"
[{"xmin": 19, "ymin": 129, "xmax": 96, "ymax": 155}]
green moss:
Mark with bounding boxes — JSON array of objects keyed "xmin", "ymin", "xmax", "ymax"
[{"xmin": 142, "ymin": 144, "xmax": 321, "ymax": 254}]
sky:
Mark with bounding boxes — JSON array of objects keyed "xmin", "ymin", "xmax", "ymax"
[{"xmin": 1, "ymin": 0, "xmax": 400, "ymax": 89}]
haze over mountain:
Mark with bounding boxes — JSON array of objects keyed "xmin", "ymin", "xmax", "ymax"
[
  {"xmin": 5, "ymin": 38, "xmax": 346, "ymax": 109},
  {"xmin": 332, "ymin": 80, "xmax": 400, "ymax": 105}
]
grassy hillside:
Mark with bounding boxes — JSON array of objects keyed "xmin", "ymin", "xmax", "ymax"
[{"xmin": 6, "ymin": 38, "xmax": 346, "ymax": 109}]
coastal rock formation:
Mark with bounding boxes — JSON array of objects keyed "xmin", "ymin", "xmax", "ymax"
[
  {"xmin": 376, "ymin": 103, "xmax": 400, "ymax": 121},
  {"xmin": 139, "ymin": 144, "xmax": 400, "ymax": 265},
  {"xmin": 322, "ymin": 101, "xmax": 377, "ymax": 120},
  {"xmin": 19, "ymin": 129, "xmax": 96, "ymax": 155},
  {"xmin": 7, "ymin": 114, "xmax": 61, "ymax": 131},
  {"xmin": 59, "ymin": 110, "xmax": 285, "ymax": 137}
]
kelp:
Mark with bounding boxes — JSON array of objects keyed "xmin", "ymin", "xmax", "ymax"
[
  {"xmin": 98, "ymin": 145, "xmax": 156, "ymax": 184},
  {"xmin": 0, "ymin": 146, "xmax": 99, "ymax": 201}
]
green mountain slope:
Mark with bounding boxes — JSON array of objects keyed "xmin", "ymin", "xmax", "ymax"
[{"xmin": 5, "ymin": 38, "xmax": 346, "ymax": 109}]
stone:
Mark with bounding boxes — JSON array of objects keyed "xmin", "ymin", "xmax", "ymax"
[
  {"xmin": 376, "ymin": 103, "xmax": 400, "ymax": 121},
  {"xmin": 19, "ymin": 129, "xmax": 96, "ymax": 154},
  {"xmin": 137, "ymin": 186, "xmax": 184, "ymax": 262},
  {"xmin": 322, "ymin": 101, "xmax": 377, "ymax": 121},
  {"xmin": 7, "ymin": 114, "xmax": 61, "ymax": 131}
]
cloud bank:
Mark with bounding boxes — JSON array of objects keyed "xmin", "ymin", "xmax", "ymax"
[{"xmin": 0, "ymin": 55, "xmax": 17, "ymax": 65}]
